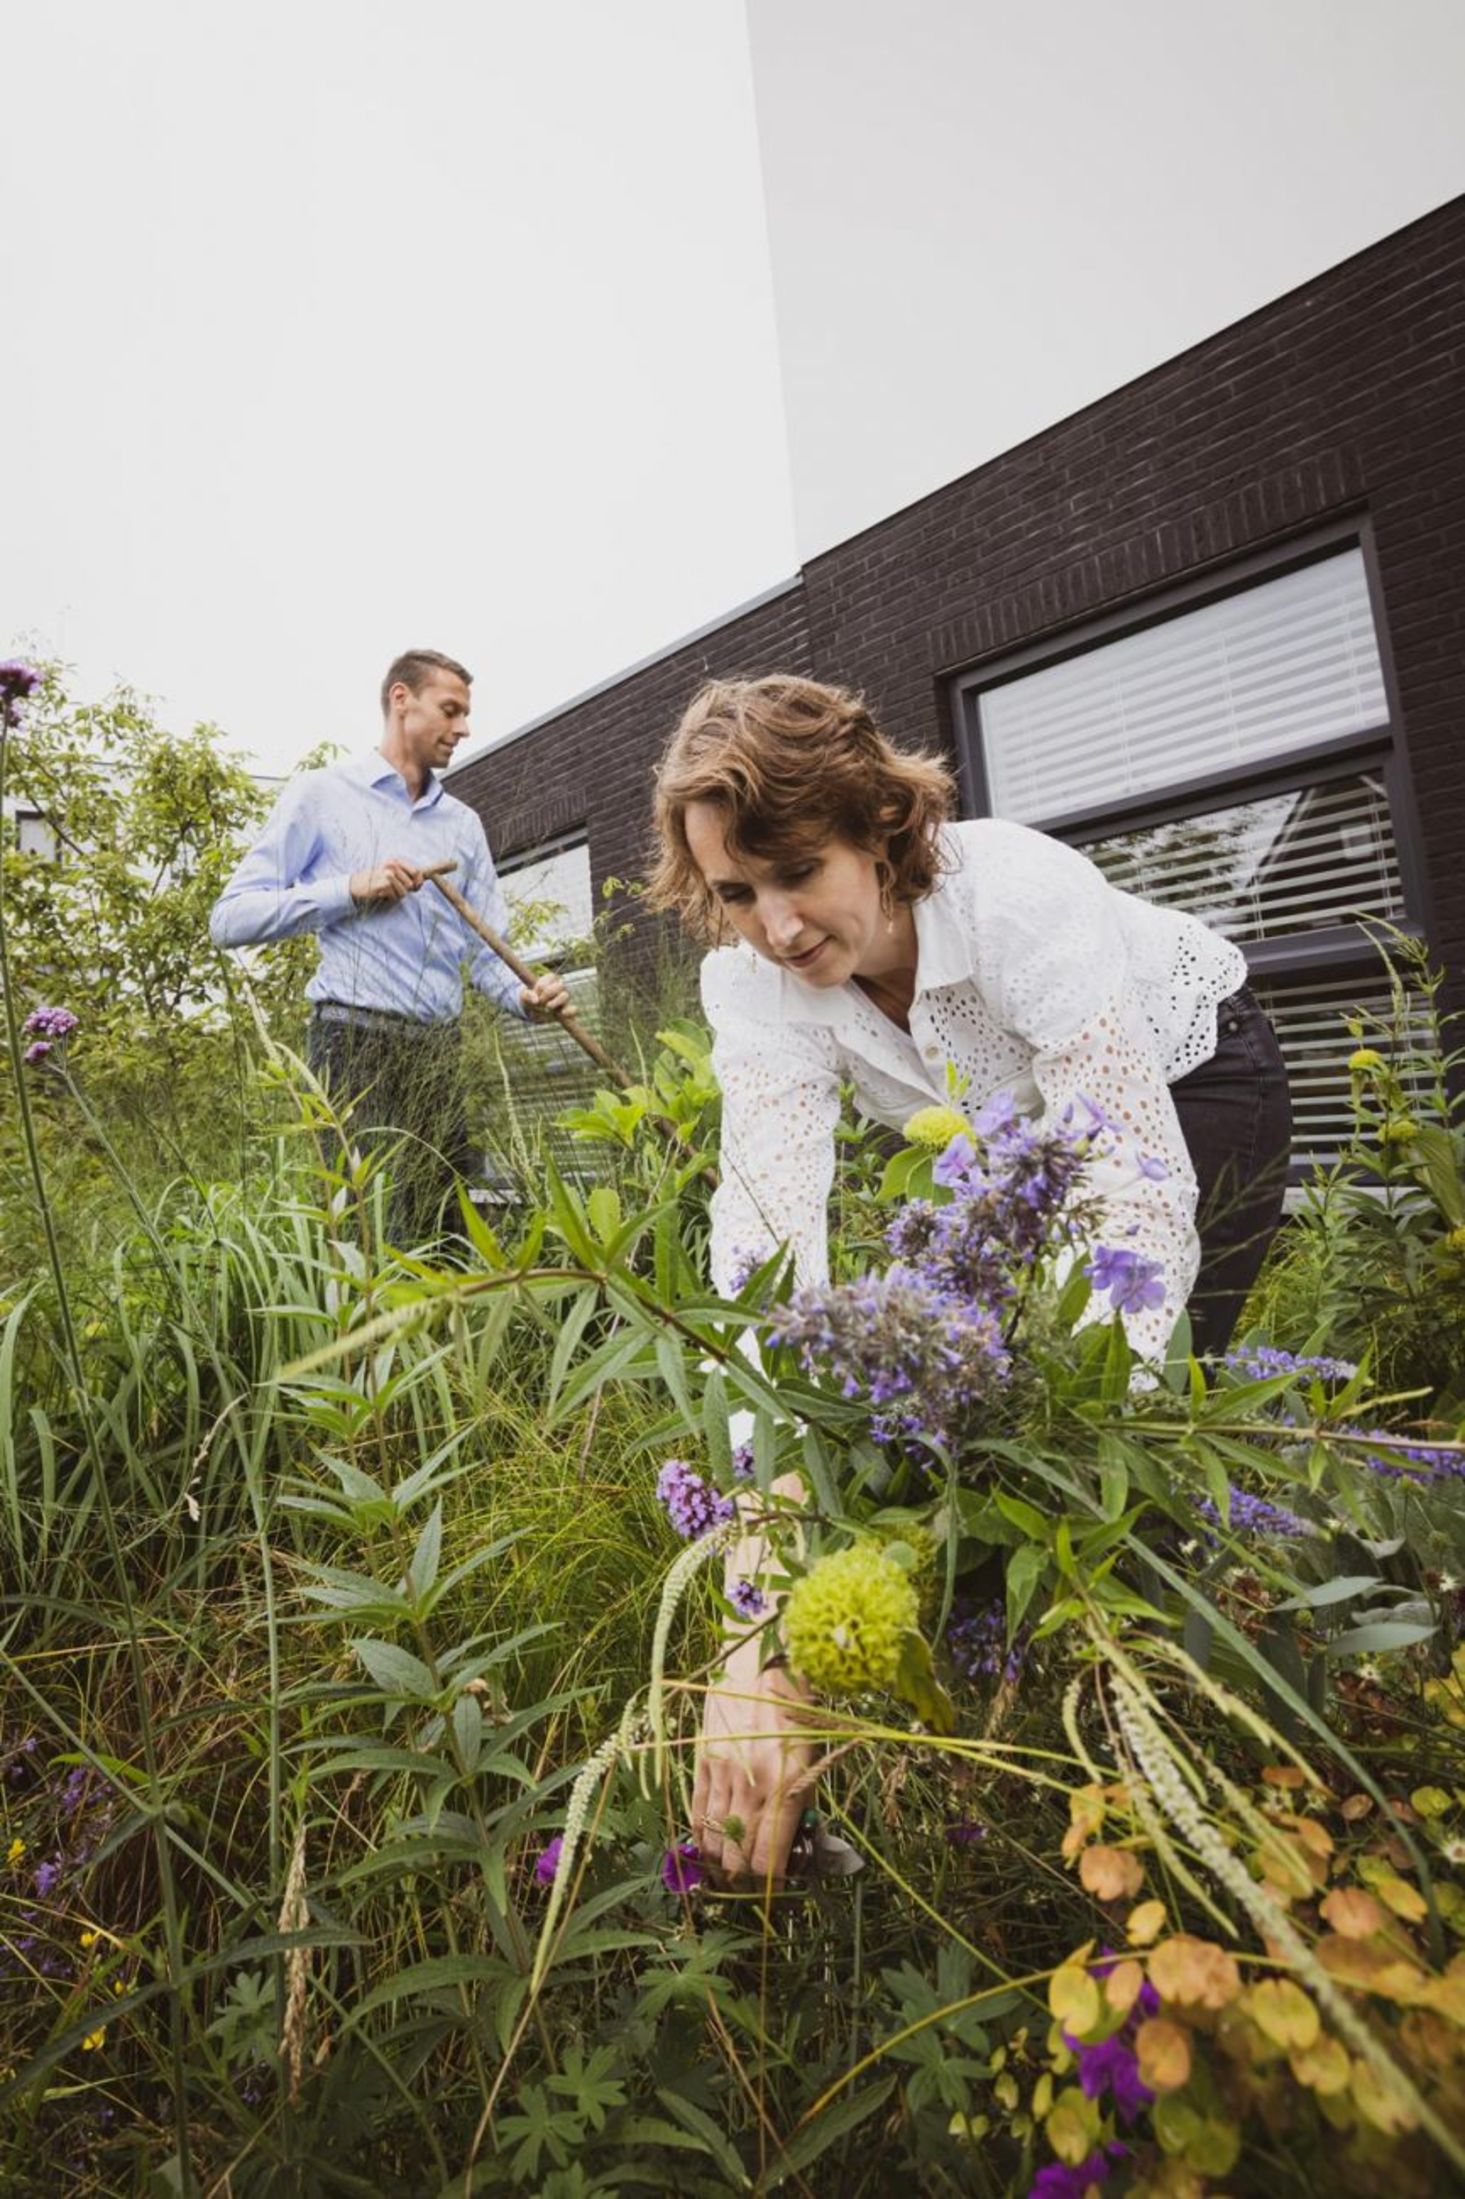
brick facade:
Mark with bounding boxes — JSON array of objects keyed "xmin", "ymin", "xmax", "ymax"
[{"xmin": 453, "ymin": 197, "xmax": 1465, "ymax": 1008}]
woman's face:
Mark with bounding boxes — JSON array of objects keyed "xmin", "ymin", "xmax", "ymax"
[{"xmin": 683, "ymin": 800, "xmax": 899, "ymax": 987}]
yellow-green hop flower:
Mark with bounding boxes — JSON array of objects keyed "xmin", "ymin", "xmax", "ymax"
[
  {"xmin": 903, "ymin": 1104, "xmax": 970, "ymax": 1151},
  {"xmin": 1348, "ymin": 1048, "xmax": 1385, "ymax": 1074},
  {"xmin": 782, "ymin": 1543, "xmax": 919, "ymax": 1697},
  {"xmin": 1378, "ymin": 1116, "xmax": 1419, "ymax": 1147}
]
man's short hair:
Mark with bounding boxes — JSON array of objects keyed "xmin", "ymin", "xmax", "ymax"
[{"xmin": 380, "ymin": 649, "xmax": 473, "ymax": 715}]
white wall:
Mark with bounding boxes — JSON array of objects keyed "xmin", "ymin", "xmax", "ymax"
[{"xmin": 747, "ymin": 0, "xmax": 1465, "ymax": 557}]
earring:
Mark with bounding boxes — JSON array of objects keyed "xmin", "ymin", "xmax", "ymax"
[{"xmin": 877, "ymin": 864, "xmax": 897, "ymax": 929}]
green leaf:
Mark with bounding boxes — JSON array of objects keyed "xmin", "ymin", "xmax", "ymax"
[
  {"xmin": 1005, "ymin": 1543, "xmax": 1047, "ymax": 1636},
  {"xmin": 1410, "ymin": 1125, "xmax": 1465, "ymax": 1226},
  {"xmin": 767, "ymin": 2075, "xmax": 898, "ymax": 2182},
  {"xmin": 586, "ymin": 1184, "xmax": 622, "ymax": 1244},
  {"xmin": 348, "ymin": 1953, "xmax": 508, "ymax": 2021},
  {"xmin": 1329, "ymin": 1618, "xmax": 1437, "ymax": 1657},
  {"xmin": 892, "ymin": 1630, "xmax": 956, "ymax": 1734},
  {"xmin": 408, "ymin": 1501, "xmax": 443, "ymax": 1603},
  {"xmin": 1274, "ymin": 1575, "xmax": 1382, "ymax": 1613},
  {"xmin": 995, "ymin": 1492, "xmax": 1050, "ymax": 1544},
  {"xmin": 653, "ymin": 2090, "xmax": 750, "ymax": 2189},
  {"xmin": 452, "ymin": 1692, "xmax": 483, "ymax": 1776},
  {"xmin": 352, "ymin": 1637, "xmax": 438, "ymax": 1700}
]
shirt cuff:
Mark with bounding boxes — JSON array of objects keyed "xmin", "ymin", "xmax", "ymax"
[{"xmin": 315, "ymin": 873, "xmax": 358, "ymax": 926}]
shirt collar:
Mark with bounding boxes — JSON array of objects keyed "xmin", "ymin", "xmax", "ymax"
[
  {"xmin": 343, "ymin": 750, "xmax": 445, "ymax": 808},
  {"xmin": 772, "ymin": 832, "xmax": 973, "ymax": 1023}
]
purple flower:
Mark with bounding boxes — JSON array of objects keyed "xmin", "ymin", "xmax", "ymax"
[
  {"xmin": 1225, "ymin": 1344, "xmax": 1356, "ymax": 1383},
  {"xmin": 656, "ymin": 1459, "xmax": 736, "ymax": 1541},
  {"xmin": 533, "ymin": 1834, "xmax": 564, "ymax": 1887},
  {"xmin": 947, "ymin": 1598, "xmax": 1029, "ymax": 1685},
  {"xmin": 728, "ymin": 1577, "xmax": 766, "ymax": 1620},
  {"xmin": 1344, "ymin": 1427, "xmax": 1465, "ymax": 1482},
  {"xmin": 729, "ymin": 1443, "xmax": 756, "ymax": 1483},
  {"xmin": 31, "ymin": 1857, "xmax": 63, "ymax": 1898},
  {"xmin": 1071, "ymin": 2031, "xmax": 1152, "ymax": 2122},
  {"xmin": 1137, "ymin": 1154, "xmax": 1169, "ymax": 1181},
  {"xmin": 23, "ymin": 1041, "xmax": 51, "ymax": 1066},
  {"xmin": 933, "ymin": 1132, "xmax": 984, "ymax": 1192},
  {"xmin": 60, "ymin": 1769, "xmax": 88, "ymax": 1816},
  {"xmin": 0, "ymin": 660, "xmax": 42, "ymax": 721},
  {"xmin": 22, "ymin": 1006, "xmax": 78, "ymax": 1043},
  {"xmin": 1085, "ymin": 1245, "xmax": 1166, "ymax": 1318},
  {"xmin": 726, "ymin": 1245, "xmax": 765, "ymax": 1295},
  {"xmin": 1027, "ymin": 2148, "xmax": 1127, "ymax": 2199},
  {"xmin": 1197, "ymin": 1486, "xmax": 1312, "ymax": 1540},
  {"xmin": 945, "ymin": 1819, "xmax": 989, "ymax": 1846},
  {"xmin": 661, "ymin": 1841, "xmax": 704, "ymax": 1895}
]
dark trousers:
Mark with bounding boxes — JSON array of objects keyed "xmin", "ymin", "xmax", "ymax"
[
  {"xmin": 1169, "ymin": 986, "xmax": 1293, "ymax": 1359},
  {"xmin": 306, "ymin": 1011, "xmax": 476, "ymax": 1247}
]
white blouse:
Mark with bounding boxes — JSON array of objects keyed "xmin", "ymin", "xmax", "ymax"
[{"xmin": 702, "ymin": 818, "xmax": 1247, "ymax": 1362}]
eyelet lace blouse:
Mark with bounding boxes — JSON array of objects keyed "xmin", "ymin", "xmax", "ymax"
[{"xmin": 703, "ymin": 818, "xmax": 1247, "ymax": 1362}]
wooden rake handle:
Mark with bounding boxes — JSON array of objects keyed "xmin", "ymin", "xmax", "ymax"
[
  {"xmin": 423, "ymin": 861, "xmax": 718, "ymax": 1189},
  {"xmin": 423, "ymin": 864, "xmax": 632, "ymax": 1088}
]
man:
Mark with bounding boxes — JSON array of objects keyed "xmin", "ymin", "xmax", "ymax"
[{"xmin": 210, "ymin": 648, "xmax": 569, "ymax": 1238}]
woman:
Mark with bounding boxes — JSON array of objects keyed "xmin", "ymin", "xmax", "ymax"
[{"xmin": 648, "ymin": 674, "xmax": 1291, "ymax": 1881}]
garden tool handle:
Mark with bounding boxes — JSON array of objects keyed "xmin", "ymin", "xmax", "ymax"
[{"xmin": 425, "ymin": 866, "xmax": 633, "ymax": 1089}]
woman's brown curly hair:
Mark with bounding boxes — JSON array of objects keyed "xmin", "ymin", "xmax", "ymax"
[{"xmin": 647, "ymin": 675, "xmax": 956, "ymax": 943}]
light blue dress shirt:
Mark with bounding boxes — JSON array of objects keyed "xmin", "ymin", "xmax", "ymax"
[{"xmin": 209, "ymin": 752, "xmax": 526, "ymax": 1022}]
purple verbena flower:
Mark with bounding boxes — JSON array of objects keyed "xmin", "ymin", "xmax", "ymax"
[
  {"xmin": 729, "ymin": 1443, "xmax": 756, "ymax": 1483},
  {"xmin": 1027, "ymin": 2147, "xmax": 1127, "ymax": 2199},
  {"xmin": 31, "ymin": 1857, "xmax": 63, "ymax": 1898},
  {"xmin": 0, "ymin": 660, "xmax": 42, "ymax": 720},
  {"xmin": 22, "ymin": 1006, "xmax": 78, "ymax": 1043},
  {"xmin": 728, "ymin": 1577, "xmax": 766, "ymax": 1620},
  {"xmin": 655, "ymin": 1459, "xmax": 736, "ymax": 1541},
  {"xmin": 661, "ymin": 1840, "xmax": 703, "ymax": 1895},
  {"xmin": 23, "ymin": 1041, "xmax": 51, "ymax": 1066},
  {"xmin": 533, "ymin": 1834, "xmax": 564, "ymax": 1887}
]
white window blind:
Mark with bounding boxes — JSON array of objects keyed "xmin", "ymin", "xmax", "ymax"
[
  {"xmin": 1079, "ymin": 772, "xmax": 1406, "ymax": 945},
  {"xmin": 979, "ymin": 549, "xmax": 1387, "ymax": 823},
  {"xmin": 1253, "ymin": 973, "xmax": 1430, "ymax": 1171}
]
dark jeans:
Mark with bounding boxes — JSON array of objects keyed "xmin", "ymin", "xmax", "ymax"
[
  {"xmin": 1169, "ymin": 986, "xmax": 1293, "ymax": 1360},
  {"xmin": 306, "ymin": 1010, "xmax": 476, "ymax": 1247}
]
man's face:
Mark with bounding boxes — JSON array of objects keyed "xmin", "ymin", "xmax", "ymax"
[{"xmin": 393, "ymin": 671, "xmax": 473, "ymax": 776}]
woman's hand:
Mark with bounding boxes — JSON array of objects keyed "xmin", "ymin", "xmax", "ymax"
[{"xmin": 692, "ymin": 1641, "xmax": 817, "ymax": 1884}]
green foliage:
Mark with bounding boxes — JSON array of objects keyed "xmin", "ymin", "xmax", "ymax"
[{"xmin": 6, "ymin": 719, "xmax": 1465, "ymax": 2192}]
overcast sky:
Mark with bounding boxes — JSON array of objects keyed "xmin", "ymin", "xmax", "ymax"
[
  {"xmin": 3, "ymin": 1, "xmax": 796, "ymax": 774},
  {"xmin": 5, "ymin": 3, "xmax": 1462, "ymax": 780}
]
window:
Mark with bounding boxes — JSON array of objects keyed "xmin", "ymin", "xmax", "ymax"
[
  {"xmin": 12, "ymin": 805, "xmax": 59, "ymax": 860},
  {"xmin": 954, "ymin": 541, "xmax": 1421, "ymax": 1170},
  {"xmin": 499, "ymin": 832, "xmax": 593, "ymax": 963}
]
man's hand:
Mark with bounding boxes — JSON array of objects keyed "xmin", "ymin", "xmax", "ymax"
[
  {"xmin": 520, "ymin": 971, "xmax": 572, "ymax": 1022},
  {"xmin": 692, "ymin": 1643, "xmax": 817, "ymax": 1884},
  {"xmin": 350, "ymin": 859, "xmax": 423, "ymax": 905}
]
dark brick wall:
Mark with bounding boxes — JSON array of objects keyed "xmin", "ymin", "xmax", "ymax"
[
  {"xmin": 454, "ymin": 196, "xmax": 1465, "ymax": 1003},
  {"xmin": 450, "ymin": 581, "xmax": 812, "ymax": 963}
]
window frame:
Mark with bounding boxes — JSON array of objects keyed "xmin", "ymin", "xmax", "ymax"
[
  {"xmin": 948, "ymin": 518, "xmax": 1433, "ymax": 978},
  {"xmin": 497, "ymin": 827, "xmax": 593, "ymax": 969}
]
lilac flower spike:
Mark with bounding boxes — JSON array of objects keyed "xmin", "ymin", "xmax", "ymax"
[
  {"xmin": 1225, "ymin": 1344, "xmax": 1356, "ymax": 1383},
  {"xmin": 655, "ymin": 1459, "xmax": 736, "ymax": 1540},
  {"xmin": 533, "ymin": 1834, "xmax": 564, "ymax": 1886},
  {"xmin": 729, "ymin": 1443, "xmax": 756, "ymax": 1483}
]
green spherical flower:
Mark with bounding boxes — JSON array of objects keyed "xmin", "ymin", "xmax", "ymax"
[
  {"xmin": 1348, "ymin": 1048, "xmax": 1385, "ymax": 1074},
  {"xmin": 903, "ymin": 1104, "xmax": 970, "ymax": 1151},
  {"xmin": 782, "ymin": 1543, "xmax": 919, "ymax": 1698}
]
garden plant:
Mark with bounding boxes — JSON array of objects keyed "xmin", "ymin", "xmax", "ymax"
[{"xmin": 3, "ymin": 663, "xmax": 1465, "ymax": 2196}]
